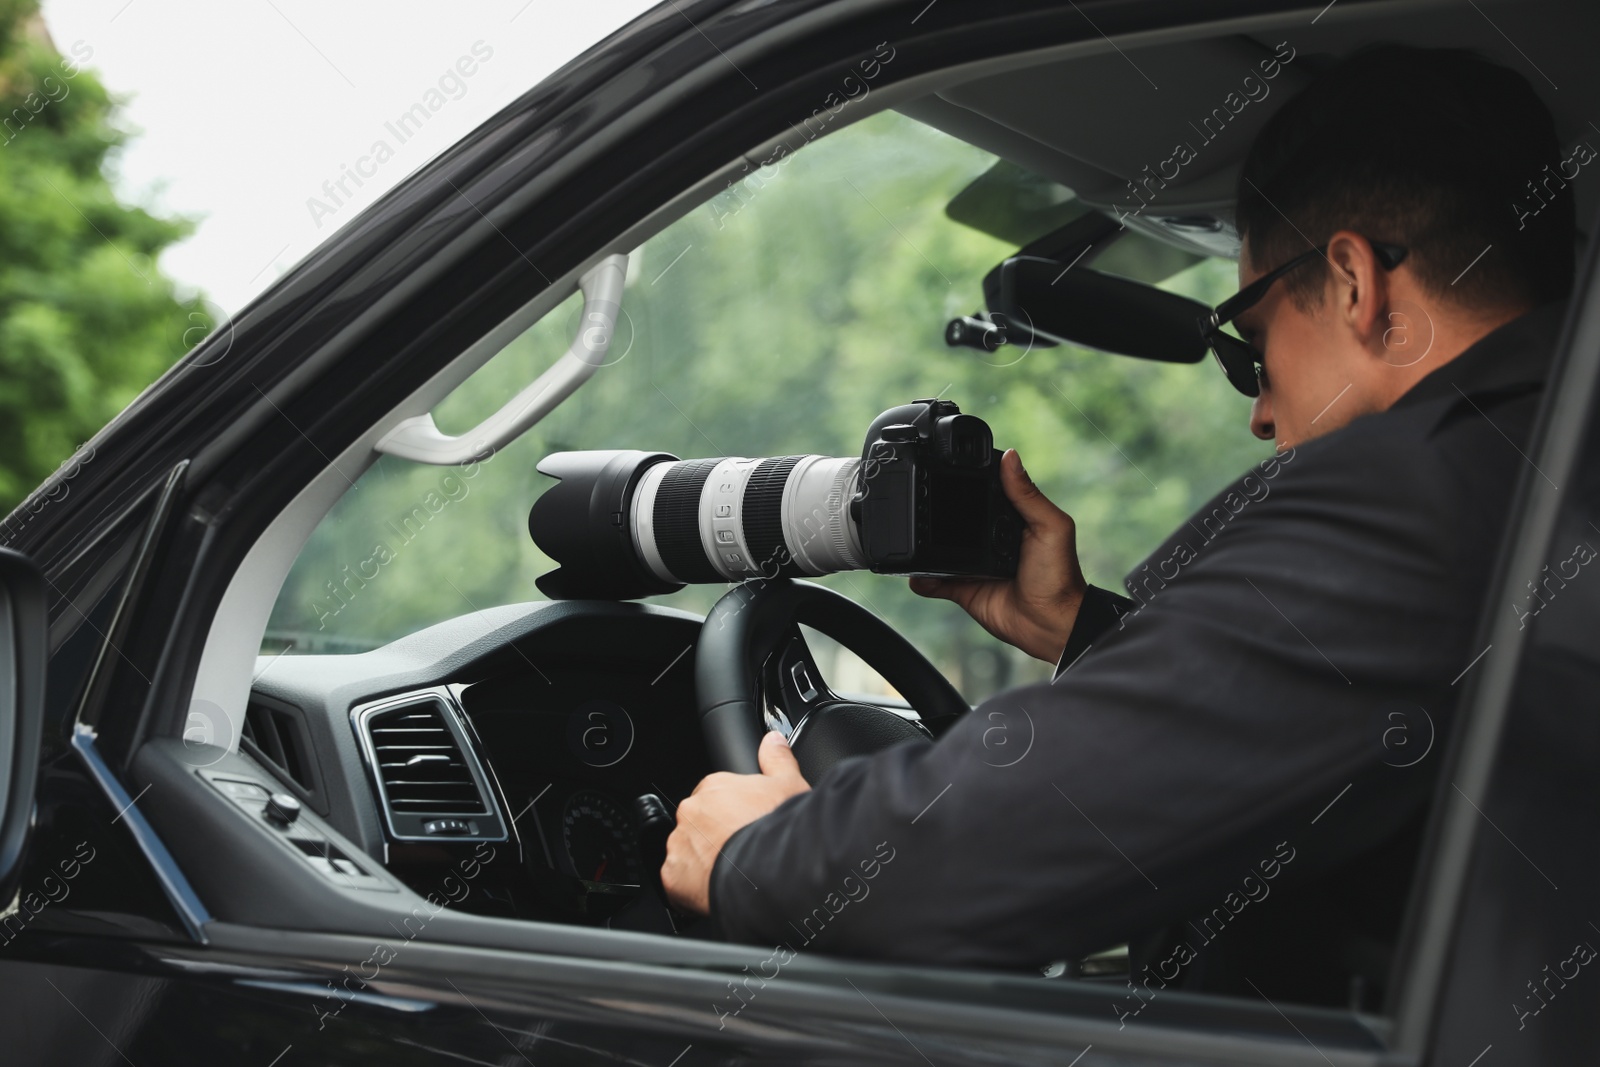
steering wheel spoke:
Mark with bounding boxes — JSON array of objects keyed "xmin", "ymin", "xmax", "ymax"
[
  {"xmin": 759, "ymin": 627, "xmax": 837, "ymax": 739},
  {"xmin": 696, "ymin": 579, "xmax": 969, "ymax": 779}
]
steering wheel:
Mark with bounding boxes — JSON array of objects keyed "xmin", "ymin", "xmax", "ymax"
[{"xmin": 695, "ymin": 579, "xmax": 970, "ymax": 780}]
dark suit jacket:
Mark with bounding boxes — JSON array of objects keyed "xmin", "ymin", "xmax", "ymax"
[{"xmin": 710, "ymin": 302, "xmax": 1565, "ymax": 1008}]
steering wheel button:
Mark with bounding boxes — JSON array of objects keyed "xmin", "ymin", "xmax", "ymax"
[{"xmin": 791, "ymin": 661, "xmax": 818, "ymax": 701}]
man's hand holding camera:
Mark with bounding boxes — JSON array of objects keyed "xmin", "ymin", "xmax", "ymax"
[{"xmin": 910, "ymin": 449, "xmax": 1087, "ymax": 664}]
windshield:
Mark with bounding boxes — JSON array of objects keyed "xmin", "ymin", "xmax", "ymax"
[{"xmin": 265, "ymin": 109, "xmax": 1267, "ymax": 702}]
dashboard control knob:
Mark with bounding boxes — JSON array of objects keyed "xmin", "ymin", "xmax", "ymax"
[{"xmin": 263, "ymin": 793, "xmax": 302, "ymax": 827}]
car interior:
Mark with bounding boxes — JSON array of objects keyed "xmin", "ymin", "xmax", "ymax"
[{"xmin": 126, "ymin": 0, "xmax": 1596, "ymax": 1028}]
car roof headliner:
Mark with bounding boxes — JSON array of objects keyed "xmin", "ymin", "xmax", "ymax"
[{"xmin": 897, "ymin": 0, "xmax": 1594, "ymax": 259}]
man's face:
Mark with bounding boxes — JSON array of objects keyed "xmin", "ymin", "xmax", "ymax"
[{"xmin": 1234, "ymin": 245, "xmax": 1369, "ymax": 450}]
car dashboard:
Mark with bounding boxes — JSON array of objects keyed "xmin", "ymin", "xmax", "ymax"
[{"xmin": 243, "ymin": 600, "xmax": 710, "ymax": 933}]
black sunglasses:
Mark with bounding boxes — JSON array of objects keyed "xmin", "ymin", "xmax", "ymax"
[{"xmin": 1199, "ymin": 240, "xmax": 1408, "ymax": 397}]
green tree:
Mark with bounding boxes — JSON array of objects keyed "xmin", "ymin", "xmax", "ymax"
[{"xmin": 0, "ymin": 1, "xmax": 209, "ymax": 510}]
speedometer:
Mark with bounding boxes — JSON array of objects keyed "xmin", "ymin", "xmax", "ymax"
[{"xmin": 561, "ymin": 790, "xmax": 643, "ymax": 886}]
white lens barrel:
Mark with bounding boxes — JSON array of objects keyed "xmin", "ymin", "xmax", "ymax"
[
  {"xmin": 629, "ymin": 454, "xmax": 864, "ymax": 584},
  {"xmin": 699, "ymin": 457, "xmax": 766, "ymax": 581},
  {"xmin": 781, "ymin": 456, "xmax": 864, "ymax": 574},
  {"xmin": 629, "ymin": 459, "xmax": 673, "ymax": 584}
]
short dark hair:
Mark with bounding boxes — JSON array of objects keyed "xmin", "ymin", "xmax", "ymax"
[{"xmin": 1236, "ymin": 44, "xmax": 1573, "ymax": 310}]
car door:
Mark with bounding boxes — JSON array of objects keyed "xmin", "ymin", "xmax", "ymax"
[{"xmin": 0, "ymin": 1, "xmax": 1594, "ymax": 1065}]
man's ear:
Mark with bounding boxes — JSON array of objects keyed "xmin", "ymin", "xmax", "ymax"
[{"xmin": 1325, "ymin": 230, "xmax": 1389, "ymax": 346}]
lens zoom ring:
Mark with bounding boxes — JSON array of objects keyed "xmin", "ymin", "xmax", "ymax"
[
  {"xmin": 654, "ymin": 460, "xmax": 722, "ymax": 583},
  {"xmin": 743, "ymin": 456, "xmax": 806, "ymax": 577}
]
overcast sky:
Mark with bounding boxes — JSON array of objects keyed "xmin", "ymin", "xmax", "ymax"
[{"xmin": 39, "ymin": 0, "xmax": 658, "ymax": 314}]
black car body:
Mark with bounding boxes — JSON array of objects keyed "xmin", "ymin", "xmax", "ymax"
[{"xmin": 1, "ymin": 0, "xmax": 1597, "ymax": 1063}]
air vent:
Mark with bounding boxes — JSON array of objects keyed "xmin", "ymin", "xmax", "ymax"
[
  {"xmin": 240, "ymin": 696, "xmax": 326, "ymax": 813},
  {"xmin": 354, "ymin": 693, "xmax": 506, "ymax": 841},
  {"xmin": 243, "ymin": 700, "xmax": 310, "ymax": 789}
]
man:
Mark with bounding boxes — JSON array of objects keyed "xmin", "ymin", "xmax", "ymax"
[{"xmin": 661, "ymin": 45, "xmax": 1577, "ymax": 1008}]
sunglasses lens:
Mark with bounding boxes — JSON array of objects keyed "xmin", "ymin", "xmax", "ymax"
[{"xmin": 1209, "ymin": 333, "xmax": 1261, "ymax": 397}]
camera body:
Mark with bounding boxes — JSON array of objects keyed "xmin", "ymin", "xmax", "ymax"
[{"xmin": 852, "ymin": 399, "xmax": 1021, "ymax": 578}]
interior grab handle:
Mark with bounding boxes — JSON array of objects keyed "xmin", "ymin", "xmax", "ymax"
[{"xmin": 374, "ymin": 253, "xmax": 628, "ymax": 465}]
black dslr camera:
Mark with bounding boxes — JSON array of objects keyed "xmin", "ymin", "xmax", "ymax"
[{"xmin": 851, "ymin": 398, "xmax": 1022, "ymax": 578}]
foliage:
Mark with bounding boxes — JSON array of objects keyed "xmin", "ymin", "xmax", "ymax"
[
  {"xmin": 0, "ymin": 1, "xmax": 210, "ymax": 511},
  {"xmin": 268, "ymin": 111, "xmax": 1267, "ymax": 700}
]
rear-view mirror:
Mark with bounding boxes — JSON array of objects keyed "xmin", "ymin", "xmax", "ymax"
[{"xmin": 989, "ymin": 255, "xmax": 1213, "ymax": 364}]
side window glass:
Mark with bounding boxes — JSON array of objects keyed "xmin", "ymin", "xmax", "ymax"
[{"xmin": 266, "ymin": 111, "xmax": 1266, "ymax": 706}]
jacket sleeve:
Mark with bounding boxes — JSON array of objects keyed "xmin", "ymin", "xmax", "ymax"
[
  {"xmin": 1053, "ymin": 585, "xmax": 1138, "ymax": 678},
  {"xmin": 708, "ymin": 416, "xmax": 1508, "ymax": 969}
]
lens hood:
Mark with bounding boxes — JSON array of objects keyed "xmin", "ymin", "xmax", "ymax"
[{"xmin": 530, "ymin": 449, "xmax": 682, "ymax": 600}]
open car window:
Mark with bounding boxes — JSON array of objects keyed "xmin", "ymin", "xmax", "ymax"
[{"xmin": 264, "ymin": 109, "xmax": 1267, "ymax": 703}]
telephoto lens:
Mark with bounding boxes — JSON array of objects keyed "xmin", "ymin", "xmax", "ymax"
[
  {"xmin": 529, "ymin": 451, "xmax": 863, "ymax": 600},
  {"xmin": 528, "ymin": 399, "xmax": 1021, "ymax": 600}
]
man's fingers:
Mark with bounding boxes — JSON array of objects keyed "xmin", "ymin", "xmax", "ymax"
[
  {"xmin": 758, "ymin": 730, "xmax": 808, "ymax": 786},
  {"xmin": 910, "ymin": 574, "xmax": 987, "ymax": 611},
  {"xmin": 690, "ymin": 771, "xmax": 737, "ymax": 796},
  {"xmin": 1001, "ymin": 449, "xmax": 1070, "ymax": 533},
  {"xmin": 661, "ymin": 826, "xmax": 710, "ymax": 914}
]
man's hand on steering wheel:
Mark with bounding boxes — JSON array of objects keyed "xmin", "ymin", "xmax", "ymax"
[
  {"xmin": 910, "ymin": 449, "xmax": 1087, "ymax": 663},
  {"xmin": 663, "ymin": 731, "xmax": 811, "ymax": 914}
]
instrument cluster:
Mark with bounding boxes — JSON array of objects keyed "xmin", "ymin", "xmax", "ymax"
[{"xmin": 458, "ymin": 652, "xmax": 708, "ymax": 925}]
